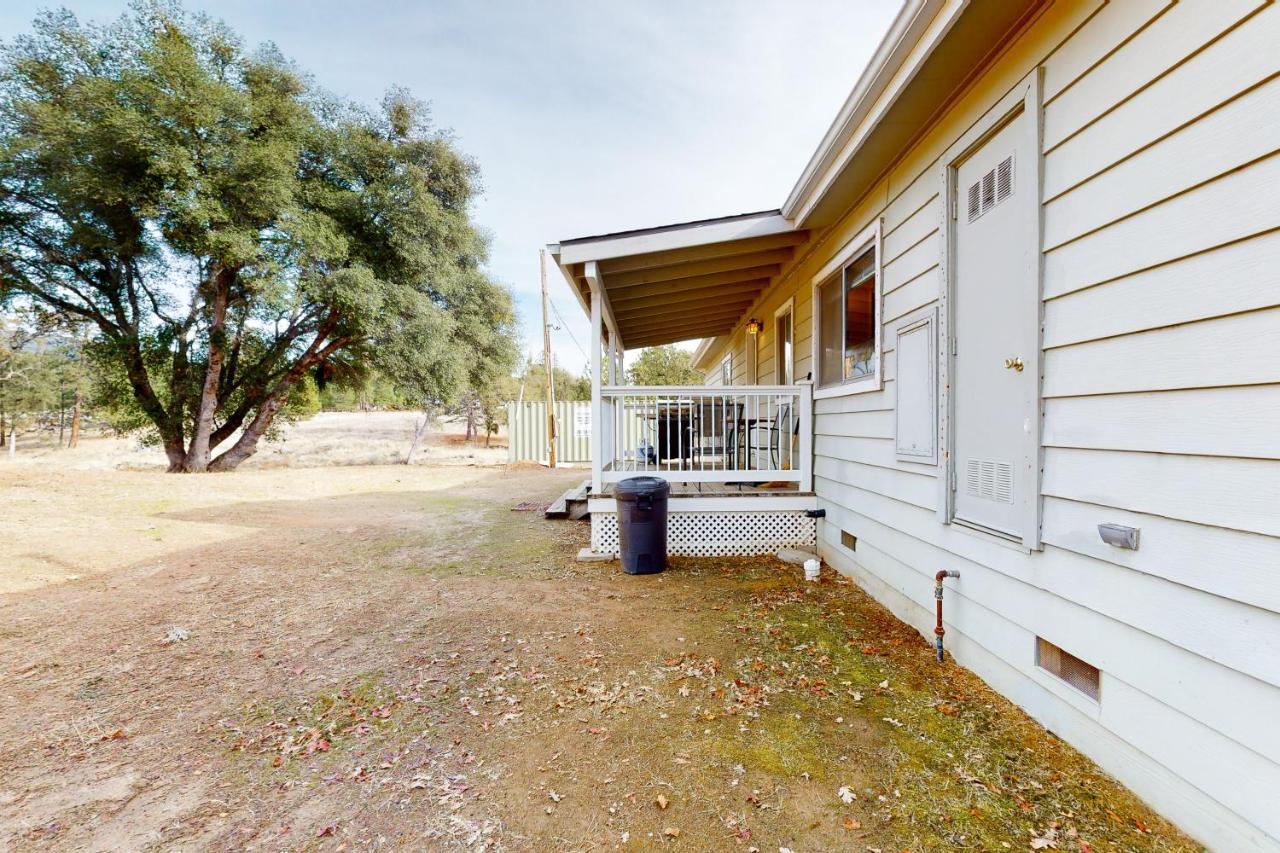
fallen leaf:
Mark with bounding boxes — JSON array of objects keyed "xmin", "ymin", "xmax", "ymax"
[
  {"xmin": 936, "ymin": 703, "xmax": 959, "ymax": 716},
  {"xmin": 838, "ymin": 785, "xmax": 857, "ymax": 804},
  {"xmin": 664, "ymin": 827, "xmax": 680, "ymax": 838},
  {"xmin": 843, "ymin": 817, "xmax": 862, "ymax": 830},
  {"xmin": 1133, "ymin": 817, "xmax": 1148, "ymax": 833},
  {"xmin": 655, "ymin": 794, "xmax": 669, "ymax": 810},
  {"xmin": 316, "ymin": 823, "xmax": 336, "ymax": 838},
  {"xmin": 548, "ymin": 790, "xmax": 563, "ymax": 803}
]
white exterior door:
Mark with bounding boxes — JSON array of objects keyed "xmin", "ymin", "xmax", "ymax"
[{"xmin": 951, "ymin": 109, "xmax": 1038, "ymax": 539}]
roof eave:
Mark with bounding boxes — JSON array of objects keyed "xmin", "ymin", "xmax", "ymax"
[{"xmin": 781, "ymin": 0, "xmax": 946, "ymax": 222}]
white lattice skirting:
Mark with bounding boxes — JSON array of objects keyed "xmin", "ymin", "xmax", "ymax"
[{"xmin": 591, "ymin": 511, "xmax": 817, "ymax": 558}]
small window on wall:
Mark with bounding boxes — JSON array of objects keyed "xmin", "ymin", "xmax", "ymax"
[
  {"xmin": 817, "ymin": 236, "xmax": 880, "ymax": 393},
  {"xmin": 721, "ymin": 354, "xmax": 732, "ymax": 386}
]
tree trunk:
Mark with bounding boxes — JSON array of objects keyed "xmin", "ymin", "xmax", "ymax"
[
  {"xmin": 183, "ymin": 273, "xmax": 232, "ymax": 471},
  {"xmin": 68, "ymin": 386, "xmax": 82, "ymax": 448},
  {"xmin": 118, "ymin": 337, "xmax": 185, "ymax": 471},
  {"xmin": 405, "ymin": 412, "xmax": 430, "ymax": 465},
  {"xmin": 206, "ymin": 319, "xmax": 344, "ymax": 473},
  {"xmin": 7, "ymin": 429, "xmax": 14, "ymax": 459}
]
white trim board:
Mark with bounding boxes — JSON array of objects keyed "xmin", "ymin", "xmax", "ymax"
[{"xmin": 587, "ymin": 495, "xmax": 818, "ymax": 514}]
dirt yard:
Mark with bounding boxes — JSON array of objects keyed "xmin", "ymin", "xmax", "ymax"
[{"xmin": 0, "ymin": 459, "xmax": 1197, "ymax": 851}]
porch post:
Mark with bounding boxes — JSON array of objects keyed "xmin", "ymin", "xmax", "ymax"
[
  {"xmin": 586, "ymin": 262, "xmax": 604, "ymax": 493},
  {"xmin": 797, "ymin": 379, "xmax": 814, "ymax": 493},
  {"xmin": 606, "ymin": 331, "xmax": 616, "ymax": 384}
]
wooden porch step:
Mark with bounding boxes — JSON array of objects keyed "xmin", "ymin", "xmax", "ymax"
[{"xmin": 546, "ymin": 479, "xmax": 592, "ymax": 520}]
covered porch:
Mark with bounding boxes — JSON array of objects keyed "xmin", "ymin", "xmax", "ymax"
[{"xmin": 549, "ymin": 211, "xmax": 818, "ymax": 557}]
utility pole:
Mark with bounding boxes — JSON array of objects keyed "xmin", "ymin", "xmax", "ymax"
[{"xmin": 540, "ymin": 249, "xmax": 557, "ymax": 468}]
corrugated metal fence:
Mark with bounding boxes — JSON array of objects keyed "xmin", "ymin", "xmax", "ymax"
[{"xmin": 506, "ymin": 401, "xmax": 592, "ymax": 464}]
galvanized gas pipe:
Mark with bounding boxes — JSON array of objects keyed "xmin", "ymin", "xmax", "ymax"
[{"xmin": 934, "ymin": 570, "xmax": 961, "ymax": 663}]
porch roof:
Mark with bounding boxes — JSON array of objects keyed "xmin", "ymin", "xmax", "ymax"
[{"xmin": 548, "ymin": 210, "xmax": 809, "ymax": 350}]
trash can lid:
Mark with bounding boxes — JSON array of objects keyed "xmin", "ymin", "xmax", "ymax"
[{"xmin": 614, "ymin": 476, "xmax": 670, "ymax": 499}]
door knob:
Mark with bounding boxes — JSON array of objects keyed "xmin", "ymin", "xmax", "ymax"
[{"xmin": 1004, "ymin": 356, "xmax": 1025, "ymax": 372}]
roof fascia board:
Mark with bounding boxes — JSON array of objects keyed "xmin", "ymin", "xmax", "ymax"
[
  {"xmin": 559, "ymin": 212, "xmax": 797, "ymax": 266},
  {"xmin": 690, "ymin": 336, "xmax": 723, "ymax": 370},
  {"xmin": 548, "ymin": 244, "xmax": 591, "ymax": 319},
  {"xmin": 782, "ymin": 0, "xmax": 954, "ymax": 223}
]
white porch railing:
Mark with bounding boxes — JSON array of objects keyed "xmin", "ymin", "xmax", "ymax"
[{"xmin": 593, "ymin": 382, "xmax": 812, "ymax": 490}]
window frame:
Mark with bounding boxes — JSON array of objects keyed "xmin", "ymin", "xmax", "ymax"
[
  {"xmin": 773, "ymin": 297, "xmax": 795, "ymax": 385},
  {"xmin": 811, "ymin": 219, "xmax": 883, "ymax": 400},
  {"xmin": 720, "ymin": 353, "xmax": 733, "ymax": 386}
]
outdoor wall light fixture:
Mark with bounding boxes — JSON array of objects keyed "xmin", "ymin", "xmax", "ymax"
[{"xmin": 745, "ymin": 318, "xmax": 764, "ymax": 335}]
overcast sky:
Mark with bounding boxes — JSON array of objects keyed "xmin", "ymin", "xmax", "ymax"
[{"xmin": 1, "ymin": 0, "xmax": 900, "ymax": 375}]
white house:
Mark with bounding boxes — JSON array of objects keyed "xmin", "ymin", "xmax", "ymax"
[{"xmin": 548, "ymin": 0, "xmax": 1280, "ymax": 848}]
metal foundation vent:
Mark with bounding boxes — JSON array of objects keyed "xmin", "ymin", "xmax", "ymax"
[{"xmin": 1036, "ymin": 637, "xmax": 1100, "ymax": 701}]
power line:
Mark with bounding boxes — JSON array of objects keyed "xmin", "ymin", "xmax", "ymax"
[{"xmin": 548, "ymin": 297, "xmax": 588, "ymax": 364}]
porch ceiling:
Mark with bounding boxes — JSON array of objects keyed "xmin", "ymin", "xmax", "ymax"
[{"xmin": 550, "ymin": 211, "xmax": 808, "ymax": 349}]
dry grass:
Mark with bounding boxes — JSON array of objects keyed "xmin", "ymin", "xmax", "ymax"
[
  {"xmin": 0, "ymin": 448, "xmax": 1199, "ymax": 851},
  {"xmin": 5, "ymin": 410, "xmax": 509, "ymax": 472}
]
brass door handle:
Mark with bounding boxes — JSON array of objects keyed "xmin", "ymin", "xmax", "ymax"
[{"xmin": 1004, "ymin": 357, "xmax": 1025, "ymax": 372}]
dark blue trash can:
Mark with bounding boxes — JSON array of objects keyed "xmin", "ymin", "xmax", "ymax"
[{"xmin": 615, "ymin": 476, "xmax": 670, "ymax": 575}]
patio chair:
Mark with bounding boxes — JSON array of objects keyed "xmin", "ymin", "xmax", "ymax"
[{"xmin": 746, "ymin": 401, "xmax": 799, "ymax": 471}]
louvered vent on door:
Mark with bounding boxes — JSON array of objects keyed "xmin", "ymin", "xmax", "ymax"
[
  {"xmin": 996, "ymin": 155, "xmax": 1013, "ymax": 201},
  {"xmin": 965, "ymin": 458, "xmax": 1014, "ymax": 504},
  {"xmin": 965, "ymin": 154, "xmax": 1014, "ymax": 223}
]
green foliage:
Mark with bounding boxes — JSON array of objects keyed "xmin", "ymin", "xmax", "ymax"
[
  {"xmin": 0, "ymin": 310, "xmax": 78, "ymax": 439},
  {"xmin": 0, "ymin": 2, "xmax": 516, "ymax": 470},
  {"xmin": 317, "ymin": 370, "xmax": 404, "ymax": 411},
  {"xmin": 626, "ymin": 345, "xmax": 702, "ymax": 386},
  {"xmin": 284, "ymin": 373, "xmax": 320, "ymax": 421},
  {"xmin": 514, "ymin": 356, "xmax": 590, "ymax": 401}
]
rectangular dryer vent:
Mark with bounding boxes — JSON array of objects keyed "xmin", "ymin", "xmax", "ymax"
[
  {"xmin": 967, "ymin": 155, "xmax": 1014, "ymax": 222},
  {"xmin": 1036, "ymin": 638, "xmax": 1100, "ymax": 701},
  {"xmin": 840, "ymin": 529, "xmax": 857, "ymax": 551}
]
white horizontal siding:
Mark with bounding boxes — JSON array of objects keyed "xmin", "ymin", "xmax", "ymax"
[
  {"xmin": 1039, "ymin": 0, "xmax": 1166, "ymax": 102},
  {"xmin": 1043, "ymin": 1, "xmax": 1280, "ymax": 197},
  {"xmin": 1043, "ymin": 306, "xmax": 1280, "ymax": 397},
  {"xmin": 1043, "ymin": 229, "xmax": 1280, "ymax": 348},
  {"xmin": 1044, "ymin": 151, "xmax": 1280, "ymax": 297},
  {"xmin": 1044, "ymin": 72, "xmax": 1280, "ymax": 250},
  {"xmin": 1042, "ymin": 447, "xmax": 1280, "ymax": 538},
  {"xmin": 1042, "ymin": 496, "xmax": 1280, "ymax": 615},
  {"xmin": 1043, "ymin": 385, "xmax": 1280, "ymax": 459},
  {"xmin": 1042, "ymin": 0, "xmax": 1261, "ymax": 150}
]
